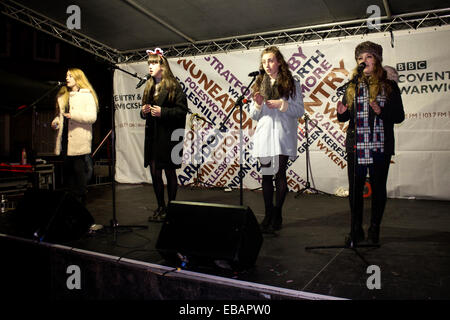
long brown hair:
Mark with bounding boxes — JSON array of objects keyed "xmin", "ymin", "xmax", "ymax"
[
  {"xmin": 251, "ymin": 46, "xmax": 296, "ymax": 99},
  {"xmin": 56, "ymin": 68, "xmax": 99, "ymax": 111},
  {"xmin": 345, "ymin": 56, "xmax": 392, "ymax": 107},
  {"xmin": 142, "ymin": 53, "xmax": 179, "ymax": 103}
]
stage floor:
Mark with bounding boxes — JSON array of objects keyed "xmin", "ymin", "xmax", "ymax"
[{"xmin": 2, "ymin": 183, "xmax": 450, "ymax": 300}]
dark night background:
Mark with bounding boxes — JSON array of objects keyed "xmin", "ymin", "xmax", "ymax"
[{"xmin": 1, "ymin": 16, "xmax": 114, "ymax": 185}]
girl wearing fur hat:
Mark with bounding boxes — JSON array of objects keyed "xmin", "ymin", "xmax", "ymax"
[
  {"xmin": 141, "ymin": 49, "xmax": 187, "ymax": 222},
  {"xmin": 249, "ymin": 46, "xmax": 305, "ymax": 233},
  {"xmin": 51, "ymin": 68, "xmax": 98, "ymax": 206},
  {"xmin": 337, "ymin": 41, "xmax": 405, "ymax": 245}
]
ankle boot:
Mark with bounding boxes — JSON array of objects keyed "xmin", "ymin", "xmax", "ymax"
[
  {"xmin": 260, "ymin": 207, "xmax": 272, "ymax": 227},
  {"xmin": 272, "ymin": 207, "xmax": 283, "ymax": 231},
  {"xmin": 345, "ymin": 227, "xmax": 365, "ymax": 247},
  {"xmin": 148, "ymin": 206, "xmax": 166, "ymax": 222},
  {"xmin": 260, "ymin": 207, "xmax": 274, "ymax": 233},
  {"xmin": 368, "ymin": 225, "xmax": 380, "ymax": 244}
]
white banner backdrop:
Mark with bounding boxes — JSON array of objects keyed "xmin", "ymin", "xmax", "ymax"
[{"xmin": 113, "ymin": 26, "xmax": 450, "ymax": 200}]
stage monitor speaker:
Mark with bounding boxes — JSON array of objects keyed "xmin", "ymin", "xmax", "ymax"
[
  {"xmin": 13, "ymin": 190, "xmax": 94, "ymax": 243},
  {"xmin": 156, "ymin": 201, "xmax": 263, "ymax": 270}
]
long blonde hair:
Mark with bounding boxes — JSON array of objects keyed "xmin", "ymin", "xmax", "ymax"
[
  {"xmin": 142, "ymin": 53, "xmax": 179, "ymax": 103},
  {"xmin": 56, "ymin": 68, "xmax": 99, "ymax": 111}
]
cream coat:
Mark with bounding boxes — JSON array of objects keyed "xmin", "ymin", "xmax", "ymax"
[
  {"xmin": 52, "ymin": 88, "xmax": 97, "ymax": 156},
  {"xmin": 248, "ymin": 81, "xmax": 304, "ymax": 160}
]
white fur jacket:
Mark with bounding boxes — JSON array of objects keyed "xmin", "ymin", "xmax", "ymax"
[{"xmin": 52, "ymin": 88, "xmax": 97, "ymax": 156}]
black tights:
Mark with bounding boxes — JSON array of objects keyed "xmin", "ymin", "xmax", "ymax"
[
  {"xmin": 260, "ymin": 155, "xmax": 289, "ymax": 211},
  {"xmin": 347, "ymin": 152, "xmax": 392, "ymax": 231},
  {"xmin": 149, "ymin": 160, "xmax": 178, "ymax": 208},
  {"xmin": 63, "ymin": 155, "xmax": 90, "ymax": 206}
]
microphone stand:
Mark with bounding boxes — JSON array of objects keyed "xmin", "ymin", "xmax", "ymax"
[
  {"xmin": 216, "ymin": 75, "xmax": 257, "ymax": 205},
  {"xmin": 304, "ymin": 74, "xmax": 379, "ymax": 266},
  {"xmin": 102, "ymin": 63, "xmax": 147, "ymax": 244},
  {"xmin": 14, "ymin": 83, "xmax": 62, "ymax": 118},
  {"xmin": 295, "ymin": 113, "xmax": 330, "ymax": 197},
  {"xmin": 111, "ymin": 65, "xmax": 146, "ymax": 86},
  {"xmin": 92, "ymin": 64, "xmax": 146, "ymax": 162},
  {"xmin": 183, "ymin": 112, "xmax": 221, "ymax": 189},
  {"xmin": 14, "ymin": 83, "xmax": 63, "ymax": 158}
]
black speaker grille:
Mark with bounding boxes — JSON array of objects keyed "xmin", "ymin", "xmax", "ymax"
[
  {"xmin": 13, "ymin": 190, "xmax": 94, "ymax": 242},
  {"xmin": 156, "ymin": 201, "xmax": 263, "ymax": 269}
]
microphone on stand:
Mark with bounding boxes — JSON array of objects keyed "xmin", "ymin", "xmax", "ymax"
[
  {"xmin": 356, "ymin": 62, "xmax": 366, "ymax": 75},
  {"xmin": 46, "ymin": 81, "xmax": 65, "ymax": 86},
  {"xmin": 248, "ymin": 69, "xmax": 264, "ymax": 77},
  {"xmin": 337, "ymin": 62, "xmax": 367, "ymax": 96},
  {"xmin": 136, "ymin": 74, "xmax": 151, "ymax": 89}
]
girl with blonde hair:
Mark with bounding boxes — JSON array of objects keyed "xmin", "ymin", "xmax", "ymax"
[{"xmin": 51, "ymin": 68, "xmax": 98, "ymax": 205}]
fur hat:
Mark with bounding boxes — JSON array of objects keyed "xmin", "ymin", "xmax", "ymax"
[
  {"xmin": 384, "ymin": 65, "xmax": 399, "ymax": 83},
  {"xmin": 355, "ymin": 41, "xmax": 383, "ymax": 62}
]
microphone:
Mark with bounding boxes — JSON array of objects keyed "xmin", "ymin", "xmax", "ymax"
[
  {"xmin": 136, "ymin": 74, "xmax": 151, "ymax": 89},
  {"xmin": 348, "ymin": 62, "xmax": 368, "ymax": 86},
  {"xmin": 47, "ymin": 81, "xmax": 65, "ymax": 86},
  {"xmin": 248, "ymin": 69, "xmax": 264, "ymax": 77},
  {"xmin": 357, "ymin": 62, "xmax": 366, "ymax": 75}
]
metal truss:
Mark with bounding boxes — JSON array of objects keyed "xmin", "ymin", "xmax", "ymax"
[
  {"xmin": 2, "ymin": 0, "xmax": 449, "ymax": 64},
  {"xmin": 122, "ymin": 8, "xmax": 450, "ymax": 62},
  {"xmin": 0, "ymin": 0, "xmax": 123, "ymax": 63}
]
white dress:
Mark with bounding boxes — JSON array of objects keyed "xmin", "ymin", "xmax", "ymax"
[{"xmin": 248, "ymin": 80, "xmax": 304, "ymax": 160}]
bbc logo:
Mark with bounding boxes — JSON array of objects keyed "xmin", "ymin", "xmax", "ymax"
[{"xmin": 397, "ymin": 61, "xmax": 427, "ymax": 71}]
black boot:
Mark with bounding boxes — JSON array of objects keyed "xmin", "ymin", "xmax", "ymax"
[
  {"xmin": 345, "ymin": 228, "xmax": 365, "ymax": 247},
  {"xmin": 369, "ymin": 209, "xmax": 383, "ymax": 244},
  {"xmin": 346, "ymin": 206, "xmax": 364, "ymax": 246},
  {"xmin": 260, "ymin": 207, "xmax": 274, "ymax": 233},
  {"xmin": 368, "ymin": 225, "xmax": 380, "ymax": 244},
  {"xmin": 148, "ymin": 206, "xmax": 166, "ymax": 222},
  {"xmin": 272, "ymin": 207, "xmax": 283, "ymax": 231}
]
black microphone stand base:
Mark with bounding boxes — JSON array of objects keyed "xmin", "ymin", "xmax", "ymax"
[
  {"xmin": 305, "ymin": 240, "xmax": 380, "ymax": 266},
  {"xmin": 108, "ymin": 219, "xmax": 148, "ymax": 230},
  {"xmin": 295, "ymin": 182, "xmax": 333, "ymax": 197},
  {"xmin": 184, "ymin": 177, "xmax": 223, "ymax": 190},
  {"xmin": 101, "ymin": 219, "xmax": 148, "ymax": 244}
]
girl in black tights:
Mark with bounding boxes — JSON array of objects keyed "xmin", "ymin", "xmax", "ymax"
[
  {"xmin": 248, "ymin": 46, "xmax": 305, "ymax": 233},
  {"xmin": 260, "ymin": 155, "xmax": 290, "ymax": 232},
  {"xmin": 148, "ymin": 160, "xmax": 178, "ymax": 218},
  {"xmin": 140, "ymin": 48, "xmax": 187, "ymax": 221}
]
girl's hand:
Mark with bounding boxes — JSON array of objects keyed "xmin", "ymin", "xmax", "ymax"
[
  {"xmin": 253, "ymin": 92, "xmax": 264, "ymax": 105},
  {"xmin": 337, "ymin": 101, "xmax": 348, "ymax": 114},
  {"xmin": 369, "ymin": 101, "xmax": 381, "ymax": 115},
  {"xmin": 142, "ymin": 104, "xmax": 152, "ymax": 115},
  {"xmin": 266, "ymin": 99, "xmax": 282, "ymax": 109},
  {"xmin": 150, "ymin": 105, "xmax": 161, "ymax": 117}
]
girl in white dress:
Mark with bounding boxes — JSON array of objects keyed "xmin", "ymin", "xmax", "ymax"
[{"xmin": 249, "ymin": 46, "xmax": 304, "ymax": 233}]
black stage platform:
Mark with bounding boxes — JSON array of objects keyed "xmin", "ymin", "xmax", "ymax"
[{"xmin": 1, "ymin": 183, "xmax": 449, "ymax": 300}]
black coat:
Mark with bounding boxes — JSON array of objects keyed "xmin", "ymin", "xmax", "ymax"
[
  {"xmin": 141, "ymin": 84, "xmax": 187, "ymax": 169},
  {"xmin": 337, "ymin": 80, "xmax": 405, "ymax": 156}
]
